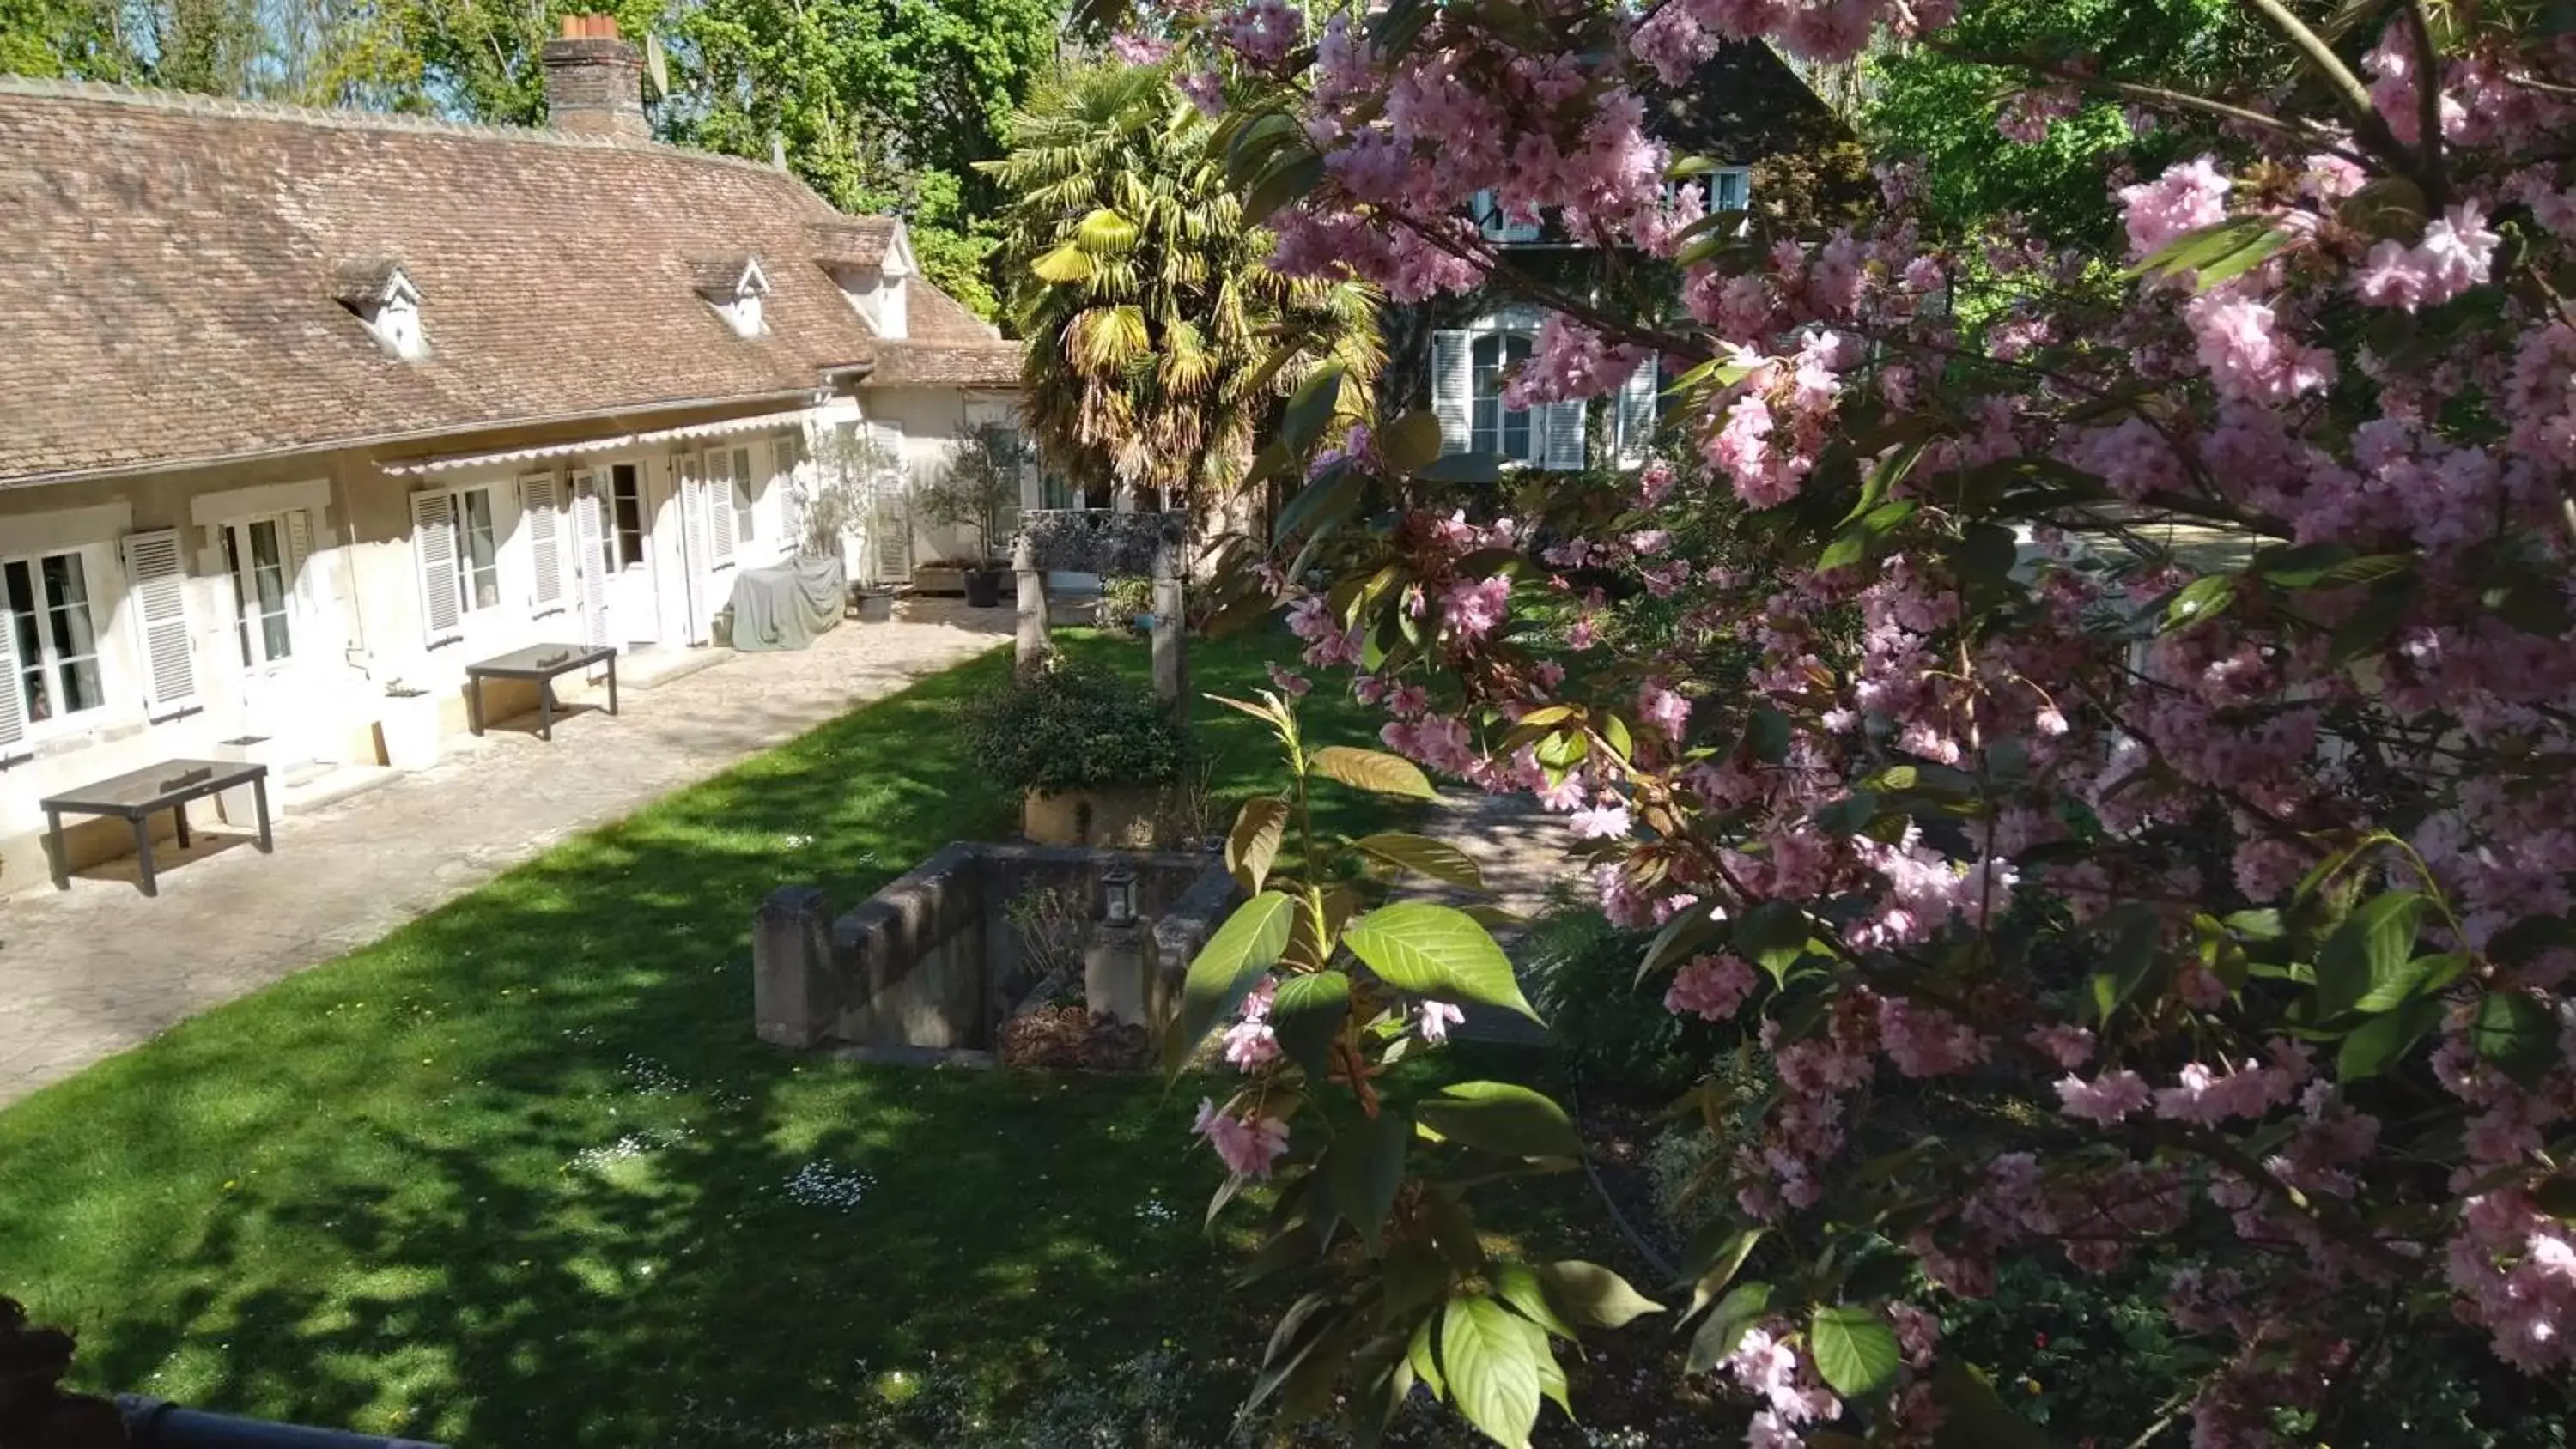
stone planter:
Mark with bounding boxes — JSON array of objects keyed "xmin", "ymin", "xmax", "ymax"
[
  {"xmin": 1023, "ymin": 785, "xmax": 1168, "ymax": 849},
  {"xmin": 377, "ymin": 691, "xmax": 444, "ymax": 772},
  {"xmin": 913, "ymin": 564, "xmax": 967, "ymax": 597}
]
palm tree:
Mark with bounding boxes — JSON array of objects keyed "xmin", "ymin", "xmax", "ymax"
[{"xmin": 982, "ymin": 63, "xmax": 1380, "ymax": 524}]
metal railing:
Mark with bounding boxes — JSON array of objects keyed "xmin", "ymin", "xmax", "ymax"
[{"xmin": 117, "ymin": 1397, "xmax": 447, "ymax": 1449}]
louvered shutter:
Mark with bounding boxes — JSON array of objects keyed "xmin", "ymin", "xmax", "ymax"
[
  {"xmin": 707, "ymin": 452, "xmax": 736, "ymax": 568},
  {"xmin": 518, "ymin": 473, "xmax": 565, "ymax": 615},
  {"xmin": 0, "ymin": 599, "xmax": 25, "ymax": 752},
  {"xmin": 1430, "ymin": 330, "xmax": 1471, "ymax": 454},
  {"xmin": 1538, "ymin": 399, "xmax": 1587, "ymax": 470},
  {"xmin": 869, "ymin": 421, "xmax": 911, "ymax": 584},
  {"xmin": 121, "ymin": 528, "xmax": 200, "ymax": 717},
  {"xmin": 731, "ymin": 445, "xmax": 757, "ymax": 547},
  {"xmin": 571, "ymin": 470, "xmax": 611, "ymax": 648},
  {"xmin": 283, "ymin": 508, "xmax": 321, "ymax": 658},
  {"xmin": 410, "ymin": 490, "xmax": 460, "ymax": 646},
  {"xmin": 1615, "ymin": 356, "xmax": 1658, "ymax": 467}
]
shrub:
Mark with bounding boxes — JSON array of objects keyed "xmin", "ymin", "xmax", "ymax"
[
  {"xmin": 1522, "ymin": 904, "xmax": 1731, "ymax": 1094},
  {"xmin": 1098, "ymin": 575, "xmax": 1155, "ymax": 630},
  {"xmin": 962, "ymin": 656, "xmax": 1186, "ymax": 796}
]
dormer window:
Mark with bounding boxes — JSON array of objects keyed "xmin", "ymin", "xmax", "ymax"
[
  {"xmin": 693, "ymin": 254, "xmax": 771, "ymax": 339},
  {"xmin": 818, "ymin": 221, "xmax": 915, "ymax": 340},
  {"xmin": 335, "ymin": 259, "xmax": 428, "ymax": 361}
]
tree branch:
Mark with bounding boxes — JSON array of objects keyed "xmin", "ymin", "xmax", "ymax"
[{"xmin": 2401, "ymin": 0, "xmax": 2446, "ymax": 210}]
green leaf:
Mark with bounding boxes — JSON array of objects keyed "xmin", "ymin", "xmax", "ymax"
[
  {"xmin": 2126, "ymin": 215, "xmax": 2289, "ymax": 285},
  {"xmin": 1493, "ymin": 1263, "xmax": 1576, "ymax": 1339},
  {"xmin": 1311, "ymin": 746, "xmax": 1439, "ymax": 800},
  {"xmin": 1685, "ymin": 1281, "xmax": 1771, "ymax": 1373},
  {"xmin": 1327, "ymin": 1107, "xmax": 1411, "ymax": 1244},
  {"xmin": 1074, "ymin": 207, "xmax": 1139, "ymax": 253},
  {"xmin": 1929, "ymin": 1359, "xmax": 2066, "ymax": 1449},
  {"xmin": 1807, "ymin": 1306, "xmax": 1901, "ymax": 1397},
  {"xmin": 1952, "ymin": 521, "xmax": 2020, "ymax": 583},
  {"xmin": 1165, "ymin": 892, "xmax": 1296, "ymax": 1072},
  {"xmin": 2164, "ymin": 573, "xmax": 2236, "ymax": 630},
  {"xmin": 1353, "ymin": 832, "xmax": 1486, "ymax": 891},
  {"xmin": 1441, "ymin": 1295, "xmax": 1546, "ymax": 1448},
  {"xmin": 2532, "ymin": 1177, "xmax": 2576, "ymax": 1221},
  {"xmin": 2315, "ymin": 891, "xmax": 2428, "ymax": 1018},
  {"xmin": 1382, "ymin": 409, "xmax": 1444, "ymax": 476},
  {"xmin": 2336, "ymin": 994, "xmax": 2444, "ymax": 1081},
  {"xmin": 1270, "ymin": 971, "xmax": 1352, "ymax": 1083},
  {"xmin": 1744, "ymin": 706, "xmax": 1793, "ymax": 764},
  {"xmin": 1282, "ymin": 361, "xmax": 1349, "ymax": 454},
  {"xmin": 1533, "ymin": 1260, "xmax": 1664, "ymax": 1330},
  {"xmin": 1227, "ymin": 796, "xmax": 1291, "ymax": 895},
  {"xmin": 1686, "ymin": 1224, "xmax": 1768, "ymax": 1318},
  {"xmin": 1345, "ymin": 901, "xmax": 1537, "ymax": 1020},
  {"xmin": 2471, "ymin": 991, "xmax": 2561, "ymax": 1086},
  {"xmin": 1273, "ymin": 461, "xmax": 1364, "ymax": 549},
  {"xmin": 1243, "ymin": 150, "xmax": 1327, "ymax": 226},
  {"xmin": 2090, "ymin": 904, "xmax": 2163, "ymax": 1022},
  {"xmin": 1733, "ymin": 901, "xmax": 1809, "ymax": 979},
  {"xmin": 1637, "ymin": 898, "xmax": 1720, "ymax": 985},
  {"xmin": 1416, "ymin": 1081, "xmax": 1583, "ymax": 1159},
  {"xmin": 1406, "ymin": 1314, "xmax": 1443, "ymax": 1399},
  {"xmin": 2313, "ymin": 551, "xmax": 2416, "ymax": 589}
]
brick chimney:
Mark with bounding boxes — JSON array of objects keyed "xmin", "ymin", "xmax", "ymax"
[{"xmin": 541, "ymin": 15, "xmax": 648, "ymax": 140}]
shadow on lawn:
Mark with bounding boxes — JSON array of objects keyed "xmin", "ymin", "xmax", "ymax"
[{"xmin": 12, "ymin": 637, "xmax": 1273, "ymax": 1447}]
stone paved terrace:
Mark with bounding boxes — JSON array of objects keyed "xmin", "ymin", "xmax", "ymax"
[{"xmin": 0, "ymin": 600, "xmax": 1009, "ymax": 1106}]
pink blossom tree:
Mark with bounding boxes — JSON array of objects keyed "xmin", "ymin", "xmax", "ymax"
[{"xmin": 1129, "ymin": 2, "xmax": 2576, "ymax": 1444}]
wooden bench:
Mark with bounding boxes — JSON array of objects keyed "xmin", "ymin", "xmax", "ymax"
[{"xmin": 41, "ymin": 758, "xmax": 272, "ymax": 897}]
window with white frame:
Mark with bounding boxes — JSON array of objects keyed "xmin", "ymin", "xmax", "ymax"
[
  {"xmin": 1469, "ymin": 332, "xmax": 1538, "ymax": 460},
  {"xmin": 608, "ymin": 464, "xmax": 647, "ymax": 570},
  {"xmin": 1470, "ymin": 188, "xmax": 1542, "ymax": 244},
  {"xmin": 1710, "ymin": 166, "xmax": 1752, "ymax": 215},
  {"xmin": 451, "ymin": 487, "xmax": 501, "ymax": 615},
  {"xmin": 3, "ymin": 549, "xmax": 105, "ymax": 726},
  {"xmin": 221, "ymin": 515, "xmax": 295, "ymax": 668}
]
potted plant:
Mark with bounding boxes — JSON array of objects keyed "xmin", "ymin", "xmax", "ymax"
[
  {"xmin": 915, "ymin": 423, "xmax": 1027, "ymax": 607},
  {"xmin": 377, "ymin": 680, "xmax": 443, "ymax": 771},
  {"xmin": 962, "ymin": 655, "xmax": 1186, "ymax": 847}
]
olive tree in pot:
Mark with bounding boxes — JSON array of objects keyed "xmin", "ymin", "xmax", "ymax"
[
  {"xmin": 963, "ymin": 655, "xmax": 1186, "ymax": 846},
  {"xmin": 915, "ymin": 423, "xmax": 1024, "ymax": 608}
]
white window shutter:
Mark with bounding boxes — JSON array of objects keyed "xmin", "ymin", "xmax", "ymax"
[
  {"xmin": 1430, "ymin": 330, "xmax": 1471, "ymax": 454},
  {"xmin": 682, "ymin": 466, "xmax": 710, "ymax": 573},
  {"xmin": 121, "ymin": 528, "xmax": 200, "ymax": 718},
  {"xmin": 410, "ymin": 489, "xmax": 460, "ymax": 646},
  {"xmin": 571, "ymin": 470, "xmax": 611, "ymax": 648},
  {"xmin": 1616, "ymin": 356, "xmax": 1658, "ymax": 467},
  {"xmin": 0, "ymin": 596, "xmax": 25, "ymax": 751},
  {"xmin": 707, "ymin": 453, "xmax": 736, "ymax": 567},
  {"xmin": 520, "ymin": 473, "xmax": 565, "ymax": 614},
  {"xmin": 1540, "ymin": 399, "xmax": 1587, "ymax": 470},
  {"xmin": 869, "ymin": 421, "xmax": 911, "ymax": 584}
]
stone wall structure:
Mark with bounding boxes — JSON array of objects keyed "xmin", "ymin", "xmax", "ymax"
[{"xmin": 753, "ymin": 843, "xmax": 1236, "ymax": 1058}]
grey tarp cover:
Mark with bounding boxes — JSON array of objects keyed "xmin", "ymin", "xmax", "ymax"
[{"xmin": 726, "ymin": 555, "xmax": 846, "ymax": 652}]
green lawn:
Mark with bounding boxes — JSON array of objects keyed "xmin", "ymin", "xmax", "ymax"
[{"xmin": 0, "ymin": 627, "xmax": 1421, "ymax": 1446}]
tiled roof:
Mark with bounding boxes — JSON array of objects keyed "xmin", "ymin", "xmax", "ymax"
[
  {"xmin": 0, "ymin": 78, "xmax": 1015, "ymax": 485},
  {"xmin": 871, "ymin": 275, "xmax": 1022, "ymax": 389}
]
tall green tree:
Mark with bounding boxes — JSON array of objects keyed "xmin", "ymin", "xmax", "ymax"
[
  {"xmin": 985, "ymin": 63, "xmax": 1381, "ymax": 514},
  {"xmin": 1864, "ymin": 0, "xmax": 2265, "ymax": 246},
  {"xmin": 664, "ymin": 0, "xmax": 1063, "ymax": 318}
]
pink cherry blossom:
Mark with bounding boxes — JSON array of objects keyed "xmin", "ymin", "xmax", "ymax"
[
  {"xmin": 1666, "ymin": 953, "xmax": 1757, "ymax": 1021},
  {"xmin": 2056, "ymin": 1070, "xmax": 2154, "ymax": 1125},
  {"xmin": 1416, "ymin": 1000, "xmax": 1466, "ymax": 1043}
]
